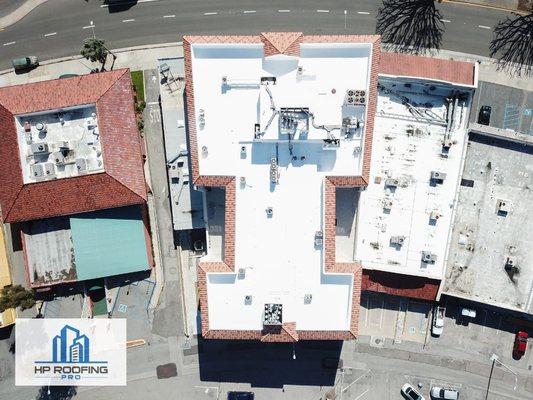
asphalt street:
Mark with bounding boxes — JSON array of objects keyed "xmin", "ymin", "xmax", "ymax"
[{"xmin": 0, "ymin": 0, "xmax": 513, "ymax": 70}]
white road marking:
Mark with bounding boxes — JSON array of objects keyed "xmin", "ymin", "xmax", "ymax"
[
  {"xmin": 3, "ymin": 41, "xmax": 16, "ymax": 46},
  {"xmin": 44, "ymin": 32, "xmax": 57, "ymax": 37},
  {"xmin": 357, "ymin": 11, "xmax": 371, "ymax": 15},
  {"xmin": 278, "ymin": 9, "xmax": 291, "ymax": 13},
  {"xmin": 163, "ymin": 15, "xmax": 175, "ymax": 18},
  {"xmin": 243, "ymin": 10, "xmax": 256, "ymax": 14},
  {"xmin": 440, "ymin": 19, "xmax": 451, "ymax": 23},
  {"xmin": 478, "ymin": 25, "xmax": 491, "ymax": 29},
  {"xmin": 317, "ymin": 9, "xmax": 329, "ymax": 13},
  {"xmin": 353, "ymin": 389, "xmax": 370, "ymax": 400},
  {"xmin": 203, "ymin": 12, "xmax": 218, "ymax": 15},
  {"xmin": 101, "ymin": 0, "xmax": 159, "ymax": 6},
  {"xmin": 82, "ymin": 25, "xmax": 95, "ymax": 29},
  {"xmin": 122, "ymin": 19, "xmax": 135, "ymax": 22}
]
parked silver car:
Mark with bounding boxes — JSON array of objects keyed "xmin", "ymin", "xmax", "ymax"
[{"xmin": 430, "ymin": 386, "xmax": 459, "ymax": 400}]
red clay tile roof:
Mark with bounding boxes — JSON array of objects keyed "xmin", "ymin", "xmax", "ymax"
[
  {"xmin": 380, "ymin": 53, "xmax": 475, "ymax": 86},
  {"xmin": 260, "ymin": 32, "xmax": 303, "ymax": 56},
  {"xmin": 0, "ymin": 69, "xmax": 147, "ymax": 223}
]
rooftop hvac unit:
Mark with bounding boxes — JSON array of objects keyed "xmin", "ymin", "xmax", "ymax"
[
  {"xmin": 221, "ymin": 76, "xmax": 228, "ymax": 84},
  {"xmin": 238, "ymin": 268, "xmax": 246, "ymax": 279},
  {"xmin": 30, "ymin": 164, "xmax": 44, "ymax": 178},
  {"xmin": 421, "ymin": 251, "xmax": 437, "ymax": 264},
  {"xmin": 442, "ymin": 139, "xmax": 453, "ymax": 149},
  {"xmin": 390, "ymin": 235, "xmax": 405, "ymax": 247},
  {"xmin": 30, "ymin": 142, "xmax": 49, "ymax": 154},
  {"xmin": 75, "ymin": 158, "xmax": 88, "ymax": 172},
  {"xmin": 429, "ymin": 210, "xmax": 442, "ymax": 221},
  {"xmin": 266, "ymin": 207, "xmax": 273, "ymax": 217},
  {"xmin": 314, "ymin": 231, "xmax": 323, "ymax": 247},
  {"xmin": 51, "ymin": 151, "xmax": 65, "ymax": 165},
  {"xmin": 382, "ymin": 198, "xmax": 393, "ymax": 210},
  {"xmin": 244, "ymin": 295, "xmax": 252, "ymax": 305},
  {"xmin": 240, "ymin": 145, "xmax": 247, "ymax": 158},
  {"xmin": 304, "ymin": 294, "xmax": 312, "ymax": 304},
  {"xmin": 43, "ymin": 162, "xmax": 55, "ymax": 177},
  {"xmin": 497, "ymin": 199, "xmax": 511, "ymax": 214},
  {"xmin": 384, "ymin": 178, "xmax": 399, "ymax": 188},
  {"xmin": 430, "ymin": 171, "xmax": 446, "ymax": 183},
  {"xmin": 263, "ymin": 303, "xmax": 283, "ymax": 326}
]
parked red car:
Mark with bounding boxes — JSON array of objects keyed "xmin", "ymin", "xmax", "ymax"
[{"xmin": 513, "ymin": 331, "xmax": 528, "ymax": 359}]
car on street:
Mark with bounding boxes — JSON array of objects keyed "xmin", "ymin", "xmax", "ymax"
[
  {"xmin": 401, "ymin": 383, "xmax": 426, "ymax": 400},
  {"xmin": 227, "ymin": 391, "xmax": 254, "ymax": 400},
  {"xmin": 477, "ymin": 105, "xmax": 492, "ymax": 125},
  {"xmin": 512, "ymin": 330, "xmax": 528, "ymax": 359},
  {"xmin": 430, "ymin": 386, "xmax": 459, "ymax": 399},
  {"xmin": 432, "ymin": 306, "xmax": 445, "ymax": 336},
  {"xmin": 12, "ymin": 56, "xmax": 39, "ymax": 72}
]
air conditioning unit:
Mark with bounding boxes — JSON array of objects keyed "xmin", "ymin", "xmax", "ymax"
[
  {"xmin": 238, "ymin": 268, "xmax": 246, "ymax": 279},
  {"xmin": 390, "ymin": 235, "xmax": 405, "ymax": 246},
  {"xmin": 382, "ymin": 198, "xmax": 393, "ymax": 210},
  {"xmin": 35, "ymin": 122, "xmax": 47, "ymax": 134},
  {"xmin": 304, "ymin": 294, "xmax": 312, "ymax": 304},
  {"xmin": 51, "ymin": 151, "xmax": 65, "ymax": 165},
  {"xmin": 384, "ymin": 178, "xmax": 399, "ymax": 188},
  {"xmin": 266, "ymin": 207, "xmax": 273, "ymax": 217},
  {"xmin": 43, "ymin": 162, "xmax": 55, "ymax": 177},
  {"xmin": 222, "ymin": 76, "xmax": 228, "ymax": 84},
  {"xmin": 240, "ymin": 176, "xmax": 246, "ymax": 187},
  {"xmin": 497, "ymin": 199, "xmax": 511, "ymax": 214},
  {"xmin": 240, "ymin": 145, "xmax": 247, "ymax": 158},
  {"xmin": 75, "ymin": 158, "xmax": 88, "ymax": 172},
  {"xmin": 244, "ymin": 295, "xmax": 252, "ymax": 305},
  {"xmin": 430, "ymin": 171, "xmax": 446, "ymax": 183},
  {"xmin": 421, "ymin": 251, "xmax": 437, "ymax": 264},
  {"xmin": 30, "ymin": 164, "xmax": 44, "ymax": 178},
  {"xmin": 30, "ymin": 142, "xmax": 49, "ymax": 154}
]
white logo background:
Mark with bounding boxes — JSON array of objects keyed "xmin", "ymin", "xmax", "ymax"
[{"xmin": 16, "ymin": 318, "xmax": 126, "ymax": 386}]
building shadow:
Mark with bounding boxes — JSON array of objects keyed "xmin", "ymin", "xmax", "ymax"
[
  {"xmin": 103, "ymin": 0, "xmax": 138, "ymax": 13},
  {"xmin": 490, "ymin": 13, "xmax": 532, "ymax": 77},
  {"xmin": 376, "ymin": 0, "xmax": 444, "ymax": 54},
  {"xmin": 197, "ymin": 338, "xmax": 343, "ymax": 388}
]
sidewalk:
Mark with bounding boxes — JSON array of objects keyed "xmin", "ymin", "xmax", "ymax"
[{"xmin": 0, "ymin": 0, "xmax": 48, "ymax": 29}]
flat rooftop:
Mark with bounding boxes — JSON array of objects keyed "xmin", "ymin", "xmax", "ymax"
[
  {"xmin": 443, "ymin": 133, "xmax": 533, "ymax": 313},
  {"xmin": 190, "ymin": 39, "xmax": 376, "ymax": 332},
  {"xmin": 23, "ymin": 205, "xmax": 151, "ymax": 287},
  {"xmin": 356, "ymin": 78, "xmax": 472, "ymax": 280},
  {"xmin": 16, "ymin": 105, "xmax": 104, "ymax": 183}
]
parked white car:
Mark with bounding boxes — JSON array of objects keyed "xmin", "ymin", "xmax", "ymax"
[
  {"xmin": 430, "ymin": 386, "xmax": 459, "ymax": 399},
  {"xmin": 401, "ymin": 383, "xmax": 426, "ymax": 400},
  {"xmin": 432, "ymin": 306, "xmax": 445, "ymax": 336}
]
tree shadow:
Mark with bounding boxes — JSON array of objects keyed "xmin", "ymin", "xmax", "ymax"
[
  {"xmin": 489, "ymin": 13, "xmax": 533, "ymax": 77},
  {"xmin": 376, "ymin": 0, "xmax": 444, "ymax": 54},
  {"xmin": 36, "ymin": 386, "xmax": 77, "ymax": 400}
]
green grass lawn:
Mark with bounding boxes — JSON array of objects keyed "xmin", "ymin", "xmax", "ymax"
[{"xmin": 130, "ymin": 70, "xmax": 145, "ymax": 103}]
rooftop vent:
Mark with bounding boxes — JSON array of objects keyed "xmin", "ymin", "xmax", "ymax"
[
  {"xmin": 43, "ymin": 162, "xmax": 55, "ymax": 177},
  {"xmin": 504, "ymin": 255, "xmax": 517, "ymax": 269},
  {"xmin": 263, "ymin": 303, "xmax": 283, "ymax": 326},
  {"xmin": 266, "ymin": 207, "xmax": 273, "ymax": 217},
  {"xmin": 35, "ymin": 122, "xmax": 47, "ymax": 134},
  {"xmin": 421, "ymin": 251, "xmax": 437, "ymax": 264},
  {"xmin": 429, "ymin": 210, "xmax": 442, "ymax": 222},
  {"xmin": 384, "ymin": 178, "xmax": 399, "ymax": 188},
  {"xmin": 304, "ymin": 294, "xmax": 312, "ymax": 304},
  {"xmin": 244, "ymin": 295, "xmax": 252, "ymax": 305},
  {"xmin": 238, "ymin": 268, "xmax": 246, "ymax": 279},
  {"xmin": 51, "ymin": 151, "xmax": 65, "ymax": 165},
  {"xmin": 270, "ymin": 157, "xmax": 278, "ymax": 183}
]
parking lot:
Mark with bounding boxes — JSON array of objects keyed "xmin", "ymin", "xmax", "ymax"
[{"xmin": 359, "ymin": 292, "xmax": 430, "ymax": 344}]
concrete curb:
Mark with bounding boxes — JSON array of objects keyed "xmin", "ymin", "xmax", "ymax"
[
  {"xmin": 0, "ymin": 0, "xmax": 49, "ymax": 30},
  {"xmin": 0, "ymin": 42, "xmax": 181, "ymax": 76}
]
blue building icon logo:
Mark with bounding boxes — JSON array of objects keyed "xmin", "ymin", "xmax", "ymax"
[{"xmin": 52, "ymin": 325, "xmax": 91, "ymax": 363}]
